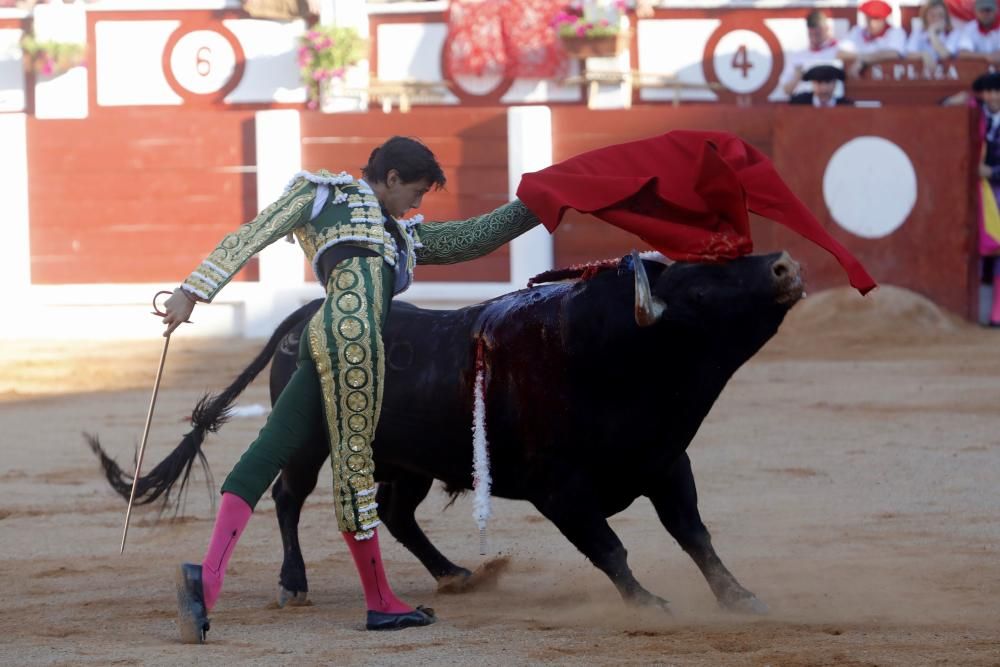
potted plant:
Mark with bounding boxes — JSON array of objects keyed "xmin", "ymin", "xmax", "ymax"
[
  {"xmin": 20, "ymin": 34, "xmax": 86, "ymax": 77},
  {"xmin": 298, "ymin": 25, "xmax": 367, "ymax": 110},
  {"xmin": 552, "ymin": 0, "xmax": 632, "ymax": 58}
]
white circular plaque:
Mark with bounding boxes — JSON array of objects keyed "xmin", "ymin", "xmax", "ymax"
[
  {"xmin": 822, "ymin": 137, "xmax": 917, "ymax": 239},
  {"xmin": 168, "ymin": 30, "xmax": 237, "ymax": 95},
  {"xmin": 712, "ymin": 30, "xmax": 773, "ymax": 94}
]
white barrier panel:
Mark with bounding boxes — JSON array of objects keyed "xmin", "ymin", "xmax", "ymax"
[
  {"xmin": 0, "ymin": 27, "xmax": 25, "ymax": 112},
  {"xmin": 0, "ymin": 113, "xmax": 30, "ymax": 299}
]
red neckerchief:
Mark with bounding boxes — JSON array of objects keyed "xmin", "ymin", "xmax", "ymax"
[
  {"xmin": 978, "ymin": 18, "xmax": 999, "ymax": 34},
  {"xmin": 863, "ymin": 23, "xmax": 890, "ymax": 42},
  {"xmin": 810, "ymin": 38, "xmax": 838, "ymax": 52}
]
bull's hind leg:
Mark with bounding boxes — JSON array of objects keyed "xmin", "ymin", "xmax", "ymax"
[
  {"xmin": 272, "ymin": 438, "xmax": 329, "ymax": 607},
  {"xmin": 648, "ymin": 452, "xmax": 767, "ymax": 614},
  {"xmin": 376, "ymin": 471, "xmax": 473, "ymax": 589},
  {"xmin": 532, "ymin": 474, "xmax": 670, "ymax": 612}
]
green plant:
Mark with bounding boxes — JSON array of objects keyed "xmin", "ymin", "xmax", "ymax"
[
  {"xmin": 298, "ymin": 25, "xmax": 367, "ymax": 109},
  {"xmin": 21, "ymin": 34, "xmax": 86, "ymax": 76}
]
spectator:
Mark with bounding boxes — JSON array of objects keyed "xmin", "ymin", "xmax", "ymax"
[
  {"xmin": 940, "ymin": 69, "xmax": 991, "ymax": 105},
  {"xmin": 780, "ymin": 10, "xmax": 843, "ymax": 98},
  {"xmin": 906, "ymin": 0, "xmax": 961, "ymax": 67},
  {"xmin": 956, "ymin": 0, "xmax": 1000, "ymax": 63},
  {"xmin": 974, "ymin": 71, "xmax": 1000, "ymax": 325},
  {"xmin": 789, "ymin": 64, "xmax": 855, "ymax": 107},
  {"xmin": 839, "ymin": 0, "xmax": 908, "ymax": 78}
]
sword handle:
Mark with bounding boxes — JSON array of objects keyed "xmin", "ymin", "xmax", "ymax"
[{"xmin": 120, "ymin": 333, "xmax": 171, "ymax": 553}]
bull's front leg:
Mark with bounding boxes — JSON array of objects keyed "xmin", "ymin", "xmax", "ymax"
[
  {"xmin": 647, "ymin": 452, "xmax": 767, "ymax": 614},
  {"xmin": 376, "ymin": 471, "xmax": 473, "ymax": 590},
  {"xmin": 532, "ymin": 473, "xmax": 670, "ymax": 612}
]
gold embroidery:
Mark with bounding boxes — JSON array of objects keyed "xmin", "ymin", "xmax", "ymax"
[
  {"xmin": 307, "ymin": 306, "xmax": 356, "ymax": 531},
  {"xmin": 312, "ymin": 256, "xmax": 386, "ymax": 536},
  {"xmin": 183, "ymin": 181, "xmax": 316, "ymax": 301},
  {"xmin": 415, "ymin": 199, "xmax": 541, "ymax": 266},
  {"xmin": 344, "ymin": 343, "xmax": 366, "ymax": 364}
]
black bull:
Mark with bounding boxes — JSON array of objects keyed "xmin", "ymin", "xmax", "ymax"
[{"xmin": 89, "ymin": 251, "xmax": 803, "ymax": 614}]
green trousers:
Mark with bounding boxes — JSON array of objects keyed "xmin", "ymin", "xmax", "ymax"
[{"xmin": 221, "ymin": 256, "xmax": 392, "ymax": 539}]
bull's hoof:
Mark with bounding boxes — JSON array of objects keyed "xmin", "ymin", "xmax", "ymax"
[
  {"xmin": 437, "ymin": 556, "xmax": 510, "ymax": 594},
  {"xmin": 276, "ymin": 585, "xmax": 311, "ymax": 608},
  {"xmin": 435, "ymin": 569, "xmax": 472, "ymax": 594},
  {"xmin": 174, "ymin": 563, "xmax": 210, "ymax": 644},
  {"xmin": 721, "ymin": 593, "xmax": 769, "ymax": 615},
  {"xmin": 366, "ymin": 605, "xmax": 436, "ymax": 631},
  {"xmin": 627, "ymin": 590, "xmax": 672, "ymax": 614}
]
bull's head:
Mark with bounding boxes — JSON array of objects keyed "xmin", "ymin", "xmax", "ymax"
[{"xmin": 632, "ymin": 250, "xmax": 804, "ymax": 328}]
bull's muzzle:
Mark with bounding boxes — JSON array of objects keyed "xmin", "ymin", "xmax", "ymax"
[
  {"xmin": 772, "ymin": 252, "xmax": 805, "ymax": 305},
  {"xmin": 633, "ymin": 250, "xmax": 667, "ymax": 327}
]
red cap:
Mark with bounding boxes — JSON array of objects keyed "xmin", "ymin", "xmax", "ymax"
[{"xmin": 860, "ymin": 0, "xmax": 893, "ymax": 18}]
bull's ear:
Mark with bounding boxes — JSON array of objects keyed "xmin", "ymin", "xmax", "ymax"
[{"xmin": 632, "ymin": 249, "xmax": 667, "ymax": 327}]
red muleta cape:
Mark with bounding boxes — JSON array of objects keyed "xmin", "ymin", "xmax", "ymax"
[{"xmin": 516, "ymin": 130, "xmax": 877, "ymax": 295}]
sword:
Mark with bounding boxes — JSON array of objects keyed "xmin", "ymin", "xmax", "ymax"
[{"xmin": 119, "ymin": 291, "xmax": 185, "ymax": 553}]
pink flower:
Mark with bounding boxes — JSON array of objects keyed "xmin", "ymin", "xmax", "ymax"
[
  {"xmin": 599, "ymin": 18, "xmax": 610, "ymax": 26},
  {"xmin": 319, "ymin": 37, "xmax": 333, "ymax": 50},
  {"xmin": 576, "ymin": 24, "xmax": 587, "ymax": 37},
  {"xmin": 40, "ymin": 56, "xmax": 54, "ymax": 75},
  {"xmin": 312, "ymin": 68, "xmax": 326, "ymax": 81},
  {"xmin": 307, "ymin": 99, "xmax": 318, "ymax": 110},
  {"xmin": 331, "ymin": 66, "xmax": 346, "ymax": 79}
]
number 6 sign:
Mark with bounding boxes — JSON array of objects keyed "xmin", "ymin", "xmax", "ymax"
[
  {"xmin": 163, "ymin": 22, "xmax": 246, "ymax": 105},
  {"xmin": 702, "ymin": 20, "xmax": 783, "ymax": 104}
]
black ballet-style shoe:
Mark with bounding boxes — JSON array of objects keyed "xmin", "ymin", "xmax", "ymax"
[
  {"xmin": 175, "ymin": 563, "xmax": 211, "ymax": 644},
  {"xmin": 365, "ymin": 605, "xmax": 436, "ymax": 631}
]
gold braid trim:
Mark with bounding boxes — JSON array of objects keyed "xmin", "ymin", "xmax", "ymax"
[
  {"xmin": 414, "ymin": 199, "xmax": 540, "ymax": 266},
  {"xmin": 183, "ymin": 179, "xmax": 317, "ymax": 301},
  {"xmin": 311, "ymin": 257, "xmax": 387, "ymax": 538}
]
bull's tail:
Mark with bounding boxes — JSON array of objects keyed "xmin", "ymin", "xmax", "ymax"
[{"xmin": 86, "ymin": 300, "xmax": 319, "ymax": 512}]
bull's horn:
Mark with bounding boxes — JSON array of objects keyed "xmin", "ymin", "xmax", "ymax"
[{"xmin": 632, "ymin": 250, "xmax": 666, "ymax": 327}]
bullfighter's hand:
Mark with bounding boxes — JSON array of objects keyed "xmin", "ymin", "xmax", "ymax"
[
  {"xmin": 162, "ymin": 287, "xmax": 196, "ymax": 337},
  {"xmin": 979, "ymin": 163, "xmax": 993, "ymax": 180}
]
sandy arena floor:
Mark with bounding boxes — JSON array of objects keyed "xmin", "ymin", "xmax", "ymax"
[{"xmin": 1, "ymin": 286, "xmax": 998, "ymax": 666}]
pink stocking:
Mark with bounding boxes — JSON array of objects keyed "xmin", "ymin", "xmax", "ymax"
[
  {"xmin": 342, "ymin": 529, "xmax": 413, "ymax": 614},
  {"xmin": 200, "ymin": 492, "xmax": 253, "ymax": 611}
]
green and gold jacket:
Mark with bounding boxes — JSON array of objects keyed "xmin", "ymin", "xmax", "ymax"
[{"xmin": 181, "ymin": 169, "xmax": 540, "ymax": 302}]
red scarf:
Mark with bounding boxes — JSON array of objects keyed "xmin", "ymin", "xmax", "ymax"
[
  {"xmin": 863, "ymin": 23, "xmax": 890, "ymax": 41},
  {"xmin": 978, "ymin": 18, "xmax": 1000, "ymax": 34},
  {"xmin": 516, "ymin": 131, "xmax": 877, "ymax": 295},
  {"xmin": 811, "ymin": 38, "xmax": 838, "ymax": 52}
]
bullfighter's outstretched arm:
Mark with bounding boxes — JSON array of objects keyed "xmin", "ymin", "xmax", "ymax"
[
  {"xmin": 411, "ymin": 199, "xmax": 540, "ymax": 265},
  {"xmin": 181, "ymin": 178, "xmax": 318, "ymax": 302}
]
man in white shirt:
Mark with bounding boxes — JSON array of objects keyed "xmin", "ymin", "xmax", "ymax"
[
  {"xmin": 839, "ymin": 0, "xmax": 907, "ymax": 78},
  {"xmin": 781, "ymin": 10, "xmax": 844, "ymax": 97},
  {"xmin": 957, "ymin": 0, "xmax": 1000, "ymax": 64}
]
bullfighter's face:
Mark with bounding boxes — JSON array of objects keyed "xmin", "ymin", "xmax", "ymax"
[{"xmin": 378, "ymin": 170, "xmax": 432, "ymax": 219}]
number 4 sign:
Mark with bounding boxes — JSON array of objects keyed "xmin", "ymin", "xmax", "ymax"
[{"xmin": 703, "ymin": 22, "xmax": 783, "ymax": 104}]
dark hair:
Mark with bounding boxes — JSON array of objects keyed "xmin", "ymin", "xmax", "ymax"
[
  {"xmin": 805, "ymin": 9, "xmax": 829, "ymax": 28},
  {"xmin": 974, "ymin": 71, "xmax": 1000, "ymax": 92},
  {"xmin": 361, "ymin": 136, "xmax": 446, "ymax": 190}
]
